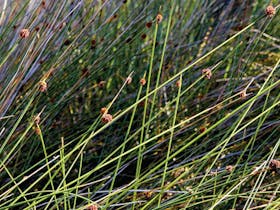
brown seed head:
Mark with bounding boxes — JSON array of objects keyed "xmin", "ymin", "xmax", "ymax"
[
  {"xmin": 126, "ymin": 76, "xmax": 132, "ymax": 84},
  {"xmin": 265, "ymin": 5, "xmax": 276, "ymax": 18},
  {"xmin": 140, "ymin": 78, "xmax": 146, "ymax": 86},
  {"xmin": 146, "ymin": 22, "xmax": 152, "ymax": 28},
  {"xmin": 141, "ymin": 33, "xmax": 147, "ymax": 40},
  {"xmin": 269, "ymin": 159, "xmax": 280, "ymax": 171},
  {"xmin": 199, "ymin": 126, "xmax": 207, "ymax": 133},
  {"xmin": 41, "ymin": 0, "xmax": 46, "ymax": 9},
  {"xmin": 98, "ymin": 81, "xmax": 106, "ymax": 88},
  {"xmin": 100, "ymin": 107, "xmax": 107, "ymax": 114},
  {"xmin": 87, "ymin": 204, "xmax": 98, "ymax": 210},
  {"xmin": 19, "ymin": 29, "xmax": 30, "ymax": 38},
  {"xmin": 202, "ymin": 68, "xmax": 212, "ymax": 79},
  {"xmin": 176, "ymin": 80, "xmax": 181, "ymax": 88},
  {"xmin": 240, "ymin": 90, "xmax": 247, "ymax": 99},
  {"xmin": 101, "ymin": 113, "xmax": 113, "ymax": 123},
  {"xmin": 156, "ymin": 14, "xmax": 163, "ymax": 24},
  {"xmin": 226, "ymin": 165, "xmax": 234, "ymax": 173},
  {"xmin": 34, "ymin": 127, "xmax": 41, "ymax": 135},
  {"xmin": 39, "ymin": 80, "xmax": 47, "ymax": 92},
  {"xmin": 144, "ymin": 191, "xmax": 153, "ymax": 199},
  {"xmin": 34, "ymin": 115, "xmax": 41, "ymax": 125},
  {"xmin": 91, "ymin": 39, "xmax": 96, "ymax": 47}
]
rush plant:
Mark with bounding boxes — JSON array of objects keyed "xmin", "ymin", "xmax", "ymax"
[{"xmin": 0, "ymin": 0, "xmax": 279, "ymax": 209}]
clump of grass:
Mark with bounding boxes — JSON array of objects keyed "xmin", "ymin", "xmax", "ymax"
[{"xmin": 0, "ymin": 0, "xmax": 279, "ymax": 209}]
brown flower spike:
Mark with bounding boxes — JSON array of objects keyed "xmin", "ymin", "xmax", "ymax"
[
  {"xmin": 265, "ymin": 5, "xmax": 276, "ymax": 18},
  {"xmin": 19, "ymin": 29, "xmax": 30, "ymax": 38},
  {"xmin": 101, "ymin": 113, "xmax": 113, "ymax": 123}
]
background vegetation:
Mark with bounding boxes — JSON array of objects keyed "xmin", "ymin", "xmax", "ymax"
[{"xmin": 0, "ymin": 0, "xmax": 279, "ymax": 209}]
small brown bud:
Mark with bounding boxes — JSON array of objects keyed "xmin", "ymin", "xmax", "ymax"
[
  {"xmin": 39, "ymin": 80, "xmax": 47, "ymax": 92},
  {"xmin": 140, "ymin": 78, "xmax": 146, "ymax": 86},
  {"xmin": 265, "ymin": 5, "xmax": 276, "ymax": 18},
  {"xmin": 156, "ymin": 14, "xmax": 163, "ymax": 24},
  {"xmin": 100, "ymin": 107, "xmax": 107, "ymax": 114},
  {"xmin": 101, "ymin": 113, "xmax": 113, "ymax": 123},
  {"xmin": 19, "ymin": 29, "xmax": 30, "ymax": 38},
  {"xmin": 202, "ymin": 68, "xmax": 212, "ymax": 79}
]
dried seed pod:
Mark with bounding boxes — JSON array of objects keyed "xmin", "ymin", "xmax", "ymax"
[
  {"xmin": 265, "ymin": 5, "xmax": 276, "ymax": 18},
  {"xmin": 100, "ymin": 107, "xmax": 107, "ymax": 114},
  {"xmin": 19, "ymin": 29, "xmax": 30, "ymax": 38},
  {"xmin": 156, "ymin": 14, "xmax": 163, "ymax": 24},
  {"xmin": 202, "ymin": 68, "xmax": 212, "ymax": 79},
  {"xmin": 140, "ymin": 78, "xmax": 146, "ymax": 86},
  {"xmin": 101, "ymin": 113, "xmax": 113, "ymax": 123},
  {"xmin": 39, "ymin": 80, "xmax": 47, "ymax": 92}
]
